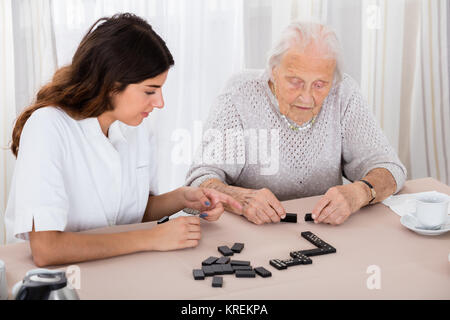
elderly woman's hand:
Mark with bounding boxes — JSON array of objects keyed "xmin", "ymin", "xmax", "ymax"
[
  {"xmin": 311, "ymin": 183, "xmax": 369, "ymax": 225},
  {"xmin": 237, "ymin": 188, "xmax": 287, "ymax": 225}
]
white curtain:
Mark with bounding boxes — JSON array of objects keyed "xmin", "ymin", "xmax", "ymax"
[
  {"xmin": 0, "ymin": 0, "xmax": 16, "ymax": 245},
  {"xmin": 1, "ymin": 0, "xmax": 449, "ymax": 244},
  {"xmin": 359, "ymin": 0, "xmax": 450, "ymax": 184}
]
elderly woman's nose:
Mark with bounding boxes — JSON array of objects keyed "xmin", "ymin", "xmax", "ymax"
[{"xmin": 299, "ymin": 89, "xmax": 314, "ymax": 104}]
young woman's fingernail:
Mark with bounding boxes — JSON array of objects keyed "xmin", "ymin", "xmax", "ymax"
[
  {"xmin": 199, "ymin": 213, "xmax": 208, "ymax": 218},
  {"xmin": 312, "ymin": 214, "xmax": 316, "ymax": 219},
  {"xmin": 205, "ymin": 201, "xmax": 211, "ymax": 206}
]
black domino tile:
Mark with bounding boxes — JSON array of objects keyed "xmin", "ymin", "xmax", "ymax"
[
  {"xmin": 222, "ymin": 264, "xmax": 235, "ymax": 274},
  {"xmin": 269, "ymin": 259, "xmax": 287, "ymax": 270},
  {"xmin": 280, "ymin": 213, "xmax": 297, "ymax": 223},
  {"xmin": 289, "ymin": 252, "xmax": 313, "ymax": 264},
  {"xmin": 302, "ymin": 257, "xmax": 313, "ymax": 265},
  {"xmin": 282, "ymin": 258, "xmax": 303, "ymax": 267},
  {"xmin": 254, "ymin": 267, "xmax": 272, "ymax": 278},
  {"xmin": 301, "ymin": 232, "xmax": 337, "ymax": 254},
  {"xmin": 301, "ymin": 231, "xmax": 329, "ymax": 249},
  {"xmin": 202, "ymin": 256, "xmax": 219, "ymax": 266},
  {"xmin": 215, "ymin": 256, "xmax": 230, "ymax": 264},
  {"xmin": 212, "ymin": 264, "xmax": 224, "ymax": 275},
  {"xmin": 231, "ymin": 243, "xmax": 244, "ymax": 253},
  {"xmin": 212, "ymin": 276, "xmax": 223, "ymax": 288},
  {"xmin": 230, "ymin": 260, "xmax": 251, "ymax": 266},
  {"xmin": 304, "ymin": 213, "xmax": 314, "ymax": 222},
  {"xmin": 323, "ymin": 246, "xmax": 337, "ymax": 254},
  {"xmin": 193, "ymin": 269, "xmax": 205, "ymax": 280},
  {"xmin": 235, "ymin": 270, "xmax": 256, "ymax": 278},
  {"xmin": 294, "ymin": 248, "xmax": 327, "ymax": 257},
  {"xmin": 202, "ymin": 265, "xmax": 215, "ymax": 277},
  {"xmin": 232, "ymin": 265, "xmax": 253, "ymax": 271},
  {"xmin": 218, "ymin": 246, "xmax": 234, "ymax": 256},
  {"xmin": 157, "ymin": 216, "xmax": 170, "ymax": 224}
]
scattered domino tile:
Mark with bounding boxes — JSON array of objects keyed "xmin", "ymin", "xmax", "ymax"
[
  {"xmin": 235, "ymin": 270, "xmax": 256, "ymax": 278},
  {"xmin": 222, "ymin": 264, "xmax": 235, "ymax": 274},
  {"xmin": 231, "ymin": 243, "xmax": 244, "ymax": 253},
  {"xmin": 212, "ymin": 264, "xmax": 224, "ymax": 275},
  {"xmin": 193, "ymin": 269, "xmax": 205, "ymax": 280},
  {"xmin": 230, "ymin": 260, "xmax": 251, "ymax": 266},
  {"xmin": 212, "ymin": 276, "xmax": 223, "ymax": 288},
  {"xmin": 324, "ymin": 246, "xmax": 337, "ymax": 254},
  {"xmin": 269, "ymin": 259, "xmax": 287, "ymax": 270},
  {"xmin": 301, "ymin": 231, "xmax": 337, "ymax": 253},
  {"xmin": 304, "ymin": 213, "xmax": 314, "ymax": 222},
  {"xmin": 202, "ymin": 256, "xmax": 219, "ymax": 266},
  {"xmin": 157, "ymin": 216, "xmax": 169, "ymax": 224},
  {"xmin": 282, "ymin": 258, "xmax": 304, "ymax": 267},
  {"xmin": 232, "ymin": 265, "xmax": 253, "ymax": 271},
  {"xmin": 215, "ymin": 256, "xmax": 230, "ymax": 264},
  {"xmin": 202, "ymin": 265, "xmax": 215, "ymax": 277},
  {"xmin": 254, "ymin": 267, "xmax": 272, "ymax": 278},
  {"xmin": 292, "ymin": 248, "xmax": 326, "ymax": 257},
  {"xmin": 289, "ymin": 252, "xmax": 313, "ymax": 264},
  {"xmin": 218, "ymin": 245, "xmax": 234, "ymax": 256},
  {"xmin": 301, "ymin": 231, "xmax": 326, "ymax": 248},
  {"xmin": 280, "ymin": 213, "xmax": 297, "ymax": 223}
]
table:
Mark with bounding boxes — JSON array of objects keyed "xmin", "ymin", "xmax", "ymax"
[{"xmin": 1, "ymin": 178, "xmax": 449, "ymax": 299}]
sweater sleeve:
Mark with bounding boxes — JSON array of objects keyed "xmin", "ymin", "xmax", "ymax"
[
  {"xmin": 185, "ymin": 92, "xmax": 246, "ymax": 187},
  {"xmin": 340, "ymin": 80, "xmax": 407, "ymax": 194}
]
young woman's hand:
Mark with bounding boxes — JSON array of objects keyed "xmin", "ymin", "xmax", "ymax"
[
  {"xmin": 146, "ymin": 216, "xmax": 202, "ymax": 251},
  {"xmin": 180, "ymin": 187, "xmax": 242, "ymax": 221}
]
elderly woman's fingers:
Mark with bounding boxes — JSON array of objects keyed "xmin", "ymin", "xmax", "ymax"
[
  {"xmin": 271, "ymin": 204, "xmax": 285, "ymax": 220},
  {"xmin": 265, "ymin": 191, "xmax": 286, "ymax": 219},
  {"xmin": 256, "ymin": 207, "xmax": 273, "ymax": 224},
  {"xmin": 254, "ymin": 199, "xmax": 278, "ymax": 223},
  {"xmin": 312, "ymin": 195, "xmax": 332, "ymax": 222},
  {"xmin": 316, "ymin": 204, "xmax": 338, "ymax": 223},
  {"xmin": 322, "ymin": 209, "xmax": 341, "ymax": 225},
  {"xmin": 265, "ymin": 204, "xmax": 281, "ymax": 223},
  {"xmin": 243, "ymin": 206, "xmax": 263, "ymax": 225}
]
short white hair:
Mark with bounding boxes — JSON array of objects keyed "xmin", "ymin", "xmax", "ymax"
[{"xmin": 266, "ymin": 21, "xmax": 344, "ymax": 85}]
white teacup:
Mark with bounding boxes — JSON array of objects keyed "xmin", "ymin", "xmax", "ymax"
[{"xmin": 408, "ymin": 194, "xmax": 449, "ymax": 230}]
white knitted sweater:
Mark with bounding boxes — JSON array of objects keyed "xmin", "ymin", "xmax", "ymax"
[{"xmin": 185, "ymin": 70, "xmax": 406, "ymax": 201}]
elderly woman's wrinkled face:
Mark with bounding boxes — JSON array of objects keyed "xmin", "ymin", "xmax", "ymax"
[{"xmin": 272, "ymin": 44, "xmax": 336, "ymax": 124}]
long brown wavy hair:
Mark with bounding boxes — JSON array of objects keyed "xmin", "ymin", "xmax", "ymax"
[{"xmin": 10, "ymin": 13, "xmax": 174, "ymax": 157}]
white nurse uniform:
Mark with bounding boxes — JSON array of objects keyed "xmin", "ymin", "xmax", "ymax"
[{"xmin": 5, "ymin": 107, "xmax": 158, "ymax": 243}]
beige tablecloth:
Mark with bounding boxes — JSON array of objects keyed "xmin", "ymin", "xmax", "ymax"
[{"xmin": 1, "ymin": 178, "xmax": 449, "ymax": 299}]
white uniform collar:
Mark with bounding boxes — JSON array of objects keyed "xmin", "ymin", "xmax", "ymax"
[{"xmin": 78, "ymin": 117, "xmax": 128, "ymax": 144}]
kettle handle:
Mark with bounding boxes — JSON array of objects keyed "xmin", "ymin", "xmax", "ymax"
[{"xmin": 16, "ymin": 284, "xmax": 52, "ymax": 300}]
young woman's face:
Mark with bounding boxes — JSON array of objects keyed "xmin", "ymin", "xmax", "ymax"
[{"xmin": 110, "ymin": 70, "xmax": 169, "ymax": 126}]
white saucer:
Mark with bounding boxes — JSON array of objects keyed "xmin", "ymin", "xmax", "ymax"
[{"xmin": 400, "ymin": 213, "xmax": 450, "ymax": 236}]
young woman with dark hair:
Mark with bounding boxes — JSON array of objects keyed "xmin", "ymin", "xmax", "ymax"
[{"xmin": 5, "ymin": 13, "xmax": 241, "ymax": 267}]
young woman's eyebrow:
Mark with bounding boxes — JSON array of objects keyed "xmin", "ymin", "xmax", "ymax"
[{"xmin": 145, "ymin": 84, "xmax": 161, "ymax": 88}]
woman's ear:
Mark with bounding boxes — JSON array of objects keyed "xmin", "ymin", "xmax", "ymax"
[{"xmin": 271, "ymin": 66, "xmax": 278, "ymax": 83}]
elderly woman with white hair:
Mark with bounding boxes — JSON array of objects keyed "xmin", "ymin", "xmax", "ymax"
[{"xmin": 185, "ymin": 21, "xmax": 407, "ymax": 226}]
